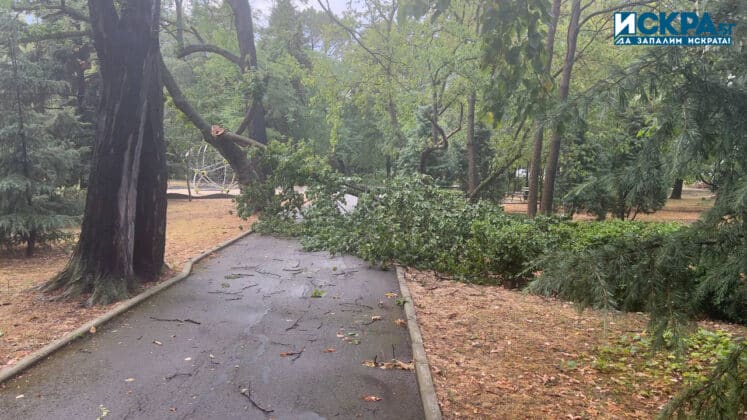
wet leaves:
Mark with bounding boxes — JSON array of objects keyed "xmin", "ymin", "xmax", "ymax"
[
  {"xmin": 361, "ymin": 358, "xmax": 414, "ymax": 371},
  {"xmin": 337, "ymin": 331, "xmax": 361, "ymax": 345},
  {"xmin": 311, "ymin": 289, "xmax": 327, "ymax": 298}
]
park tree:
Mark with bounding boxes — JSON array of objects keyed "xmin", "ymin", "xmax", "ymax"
[
  {"xmin": 43, "ymin": 0, "xmax": 168, "ymax": 305},
  {"xmin": 0, "ymin": 12, "xmax": 86, "ymax": 255}
]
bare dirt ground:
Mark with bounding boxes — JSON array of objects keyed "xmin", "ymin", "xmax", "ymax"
[
  {"xmin": 405, "ymin": 269, "xmax": 744, "ymax": 419},
  {"xmin": 0, "ymin": 199, "xmax": 253, "ymax": 367},
  {"xmin": 502, "ymin": 187, "xmax": 714, "ymax": 223},
  {"xmin": 406, "ymin": 188, "xmax": 736, "ymax": 419}
]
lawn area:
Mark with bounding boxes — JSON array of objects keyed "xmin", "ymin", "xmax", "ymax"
[
  {"xmin": 502, "ymin": 187, "xmax": 714, "ymax": 223},
  {"xmin": 406, "ymin": 268, "xmax": 745, "ymax": 419},
  {"xmin": 0, "ymin": 199, "xmax": 252, "ymax": 367}
]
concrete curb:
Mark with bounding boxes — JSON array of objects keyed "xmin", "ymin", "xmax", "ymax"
[
  {"xmin": 0, "ymin": 229, "xmax": 254, "ymax": 385},
  {"xmin": 396, "ymin": 266, "xmax": 443, "ymax": 420}
]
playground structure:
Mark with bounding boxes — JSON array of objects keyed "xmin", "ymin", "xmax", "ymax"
[
  {"xmin": 168, "ymin": 144, "xmax": 239, "ymax": 199},
  {"xmin": 186, "ymin": 144, "xmax": 238, "ymax": 195}
]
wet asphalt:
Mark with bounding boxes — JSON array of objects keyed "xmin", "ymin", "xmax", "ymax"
[{"xmin": 0, "ymin": 235, "xmax": 424, "ymax": 420}]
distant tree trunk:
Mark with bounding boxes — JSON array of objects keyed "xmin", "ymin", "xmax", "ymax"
[
  {"xmin": 226, "ymin": 0, "xmax": 267, "ymax": 144},
  {"xmin": 670, "ymin": 178, "xmax": 683, "ymax": 199},
  {"xmin": 44, "ymin": 0, "xmax": 166, "ymax": 305},
  {"xmin": 9, "ymin": 31, "xmax": 35, "ymax": 256},
  {"xmin": 527, "ymin": 0, "xmax": 561, "ymax": 218},
  {"xmin": 466, "ymin": 93, "xmax": 477, "ymax": 194},
  {"xmin": 540, "ymin": 0, "xmax": 581, "ymax": 215},
  {"xmin": 185, "ymin": 166, "xmax": 192, "ymax": 202},
  {"xmin": 175, "ymin": 0, "xmax": 184, "ymax": 50},
  {"xmin": 26, "ymin": 229, "xmax": 37, "ymax": 257}
]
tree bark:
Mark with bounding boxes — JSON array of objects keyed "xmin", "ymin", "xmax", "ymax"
[
  {"xmin": 175, "ymin": 0, "xmax": 184, "ymax": 50},
  {"xmin": 670, "ymin": 178, "xmax": 683, "ymax": 199},
  {"xmin": 466, "ymin": 93, "xmax": 477, "ymax": 194},
  {"xmin": 540, "ymin": 0, "xmax": 581, "ymax": 215},
  {"xmin": 226, "ymin": 0, "xmax": 267, "ymax": 144},
  {"xmin": 528, "ymin": 0, "xmax": 561, "ymax": 217},
  {"xmin": 44, "ymin": 0, "xmax": 167, "ymax": 305}
]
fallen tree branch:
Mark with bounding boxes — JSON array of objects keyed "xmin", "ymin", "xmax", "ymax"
[
  {"xmin": 239, "ymin": 384, "xmax": 274, "ymax": 414},
  {"xmin": 149, "ymin": 316, "xmax": 201, "ymax": 325},
  {"xmin": 160, "ymin": 54, "xmax": 264, "ymax": 149}
]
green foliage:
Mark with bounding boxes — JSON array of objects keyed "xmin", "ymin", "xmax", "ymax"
[
  {"xmin": 593, "ymin": 329, "xmax": 738, "ymax": 397},
  {"xmin": 659, "ymin": 340, "xmax": 747, "ymax": 419},
  {"xmin": 560, "ymin": 109, "xmax": 670, "ymax": 220},
  {"xmin": 0, "ymin": 14, "xmax": 86, "ymax": 252},
  {"xmin": 239, "ymin": 143, "xmax": 687, "ymax": 295}
]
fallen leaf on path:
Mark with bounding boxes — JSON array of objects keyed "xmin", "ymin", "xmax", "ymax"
[
  {"xmin": 184, "ymin": 357, "xmax": 192, "ymax": 361},
  {"xmin": 89, "ymin": 326, "xmax": 97, "ymax": 334},
  {"xmin": 362, "ymin": 395, "xmax": 382, "ymax": 402},
  {"xmin": 371, "ymin": 315, "xmax": 383, "ymax": 321},
  {"xmin": 153, "ymin": 340, "xmax": 162, "ymax": 346},
  {"xmin": 125, "ymin": 378, "xmax": 135, "ymax": 382},
  {"xmin": 361, "ymin": 358, "xmax": 414, "ymax": 371},
  {"xmin": 385, "ymin": 292, "xmax": 398, "ymax": 299},
  {"xmin": 394, "ymin": 319, "xmax": 407, "ymax": 327},
  {"xmin": 323, "ymin": 348, "xmax": 336, "ymax": 353},
  {"xmin": 381, "ymin": 359, "xmax": 414, "ymax": 371}
]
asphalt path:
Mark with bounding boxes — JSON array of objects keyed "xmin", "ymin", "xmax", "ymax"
[{"xmin": 0, "ymin": 235, "xmax": 423, "ymax": 419}]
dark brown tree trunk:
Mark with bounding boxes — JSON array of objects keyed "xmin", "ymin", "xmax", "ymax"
[
  {"xmin": 44, "ymin": 0, "xmax": 166, "ymax": 305},
  {"xmin": 226, "ymin": 0, "xmax": 267, "ymax": 144},
  {"xmin": 540, "ymin": 0, "xmax": 581, "ymax": 215},
  {"xmin": 466, "ymin": 93, "xmax": 477, "ymax": 194},
  {"xmin": 527, "ymin": 0, "xmax": 561, "ymax": 218},
  {"xmin": 420, "ymin": 83, "xmax": 440, "ymax": 174},
  {"xmin": 670, "ymin": 178, "xmax": 683, "ymax": 199},
  {"xmin": 25, "ymin": 229, "xmax": 36, "ymax": 257}
]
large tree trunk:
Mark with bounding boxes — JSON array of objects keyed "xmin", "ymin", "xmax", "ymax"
[
  {"xmin": 44, "ymin": 0, "xmax": 166, "ymax": 305},
  {"xmin": 670, "ymin": 178, "xmax": 684, "ymax": 199},
  {"xmin": 226, "ymin": 0, "xmax": 267, "ymax": 144},
  {"xmin": 527, "ymin": 0, "xmax": 562, "ymax": 218},
  {"xmin": 540, "ymin": 0, "xmax": 581, "ymax": 215}
]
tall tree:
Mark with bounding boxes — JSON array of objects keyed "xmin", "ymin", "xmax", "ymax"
[
  {"xmin": 540, "ymin": 0, "xmax": 581, "ymax": 214},
  {"xmin": 44, "ymin": 0, "xmax": 167, "ymax": 305},
  {"xmin": 526, "ymin": 0, "xmax": 561, "ymax": 217},
  {"xmin": 0, "ymin": 14, "xmax": 83, "ymax": 256}
]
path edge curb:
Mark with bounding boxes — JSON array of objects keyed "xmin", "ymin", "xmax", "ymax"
[
  {"xmin": 0, "ymin": 229, "xmax": 254, "ymax": 385},
  {"xmin": 396, "ymin": 266, "xmax": 443, "ymax": 420}
]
